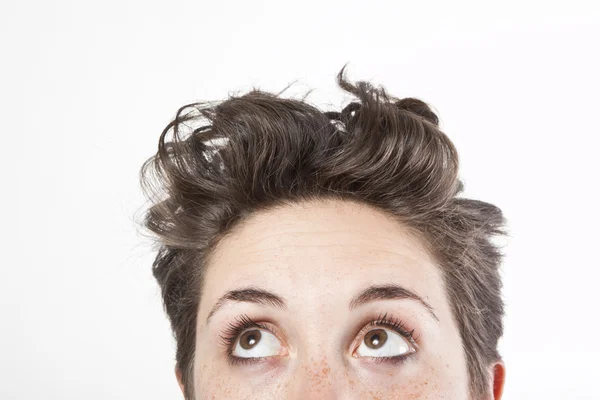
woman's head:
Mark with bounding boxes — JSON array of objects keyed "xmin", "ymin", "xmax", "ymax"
[{"xmin": 140, "ymin": 65, "xmax": 508, "ymax": 399}]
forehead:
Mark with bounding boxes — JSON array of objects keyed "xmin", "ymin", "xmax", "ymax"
[{"xmin": 200, "ymin": 199, "xmax": 445, "ymax": 316}]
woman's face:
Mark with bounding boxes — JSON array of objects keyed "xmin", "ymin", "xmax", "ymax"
[{"xmin": 190, "ymin": 199, "xmax": 471, "ymax": 399}]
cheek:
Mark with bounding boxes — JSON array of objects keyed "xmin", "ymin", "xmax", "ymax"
[
  {"xmin": 349, "ymin": 368, "xmax": 438, "ymax": 400},
  {"xmin": 195, "ymin": 377, "xmax": 291, "ymax": 400},
  {"xmin": 193, "ymin": 331, "xmax": 247, "ymax": 398},
  {"xmin": 195, "ymin": 364, "xmax": 466, "ymax": 400},
  {"xmin": 195, "ymin": 359, "xmax": 291, "ymax": 400},
  {"xmin": 347, "ymin": 357, "xmax": 469, "ymax": 400},
  {"xmin": 196, "ymin": 365, "xmax": 467, "ymax": 400},
  {"xmin": 195, "ymin": 363, "xmax": 244, "ymax": 400}
]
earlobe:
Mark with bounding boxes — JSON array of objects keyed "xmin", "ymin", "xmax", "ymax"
[
  {"xmin": 175, "ymin": 366, "xmax": 186, "ymax": 397},
  {"xmin": 491, "ymin": 360, "xmax": 506, "ymax": 399}
]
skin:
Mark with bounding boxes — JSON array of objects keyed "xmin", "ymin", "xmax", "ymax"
[{"xmin": 177, "ymin": 199, "xmax": 505, "ymax": 399}]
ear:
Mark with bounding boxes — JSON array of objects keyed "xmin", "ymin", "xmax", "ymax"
[
  {"xmin": 490, "ymin": 360, "xmax": 506, "ymax": 399},
  {"xmin": 175, "ymin": 366, "xmax": 186, "ymax": 398}
]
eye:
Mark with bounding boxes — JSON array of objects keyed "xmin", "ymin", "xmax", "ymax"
[
  {"xmin": 354, "ymin": 327, "xmax": 415, "ymax": 358},
  {"xmin": 232, "ymin": 328, "xmax": 283, "ymax": 358}
]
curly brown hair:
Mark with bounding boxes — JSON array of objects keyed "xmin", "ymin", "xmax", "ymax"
[{"xmin": 139, "ymin": 64, "xmax": 509, "ymax": 399}]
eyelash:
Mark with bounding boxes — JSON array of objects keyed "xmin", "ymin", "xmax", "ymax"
[
  {"xmin": 358, "ymin": 312, "xmax": 419, "ymax": 365},
  {"xmin": 219, "ymin": 312, "xmax": 419, "ymax": 366},
  {"xmin": 219, "ymin": 314, "xmax": 273, "ymax": 366}
]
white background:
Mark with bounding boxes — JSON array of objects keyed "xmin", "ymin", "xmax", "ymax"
[{"xmin": 1, "ymin": 1, "xmax": 599, "ymax": 399}]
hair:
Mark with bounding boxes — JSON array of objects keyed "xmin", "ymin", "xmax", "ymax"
[{"xmin": 139, "ymin": 64, "xmax": 509, "ymax": 399}]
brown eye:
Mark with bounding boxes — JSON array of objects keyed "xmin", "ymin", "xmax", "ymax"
[
  {"xmin": 355, "ymin": 327, "xmax": 413, "ymax": 358},
  {"xmin": 232, "ymin": 328, "xmax": 283, "ymax": 358},
  {"xmin": 240, "ymin": 329, "xmax": 262, "ymax": 349},
  {"xmin": 364, "ymin": 328, "xmax": 388, "ymax": 349}
]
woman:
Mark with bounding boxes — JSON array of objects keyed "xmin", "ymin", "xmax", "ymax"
[{"xmin": 139, "ymin": 65, "xmax": 508, "ymax": 399}]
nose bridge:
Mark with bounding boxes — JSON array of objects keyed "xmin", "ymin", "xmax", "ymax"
[
  {"xmin": 283, "ymin": 282, "xmax": 351, "ymax": 398},
  {"xmin": 286, "ymin": 354, "xmax": 339, "ymax": 399},
  {"xmin": 285, "ymin": 340, "xmax": 351, "ymax": 400}
]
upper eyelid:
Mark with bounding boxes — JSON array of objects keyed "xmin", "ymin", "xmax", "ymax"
[
  {"xmin": 218, "ymin": 316, "xmax": 270, "ymax": 349},
  {"xmin": 359, "ymin": 320, "xmax": 420, "ymax": 348},
  {"xmin": 368, "ymin": 313, "xmax": 419, "ymax": 341},
  {"xmin": 223, "ymin": 319, "xmax": 286, "ymax": 350},
  {"xmin": 342, "ymin": 311, "xmax": 419, "ymax": 344}
]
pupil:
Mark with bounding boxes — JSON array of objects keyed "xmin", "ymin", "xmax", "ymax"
[
  {"xmin": 365, "ymin": 329, "xmax": 387, "ymax": 349},
  {"xmin": 240, "ymin": 329, "xmax": 261, "ymax": 349}
]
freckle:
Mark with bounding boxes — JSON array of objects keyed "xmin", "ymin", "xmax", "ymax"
[{"xmin": 369, "ymin": 390, "xmax": 382, "ymax": 400}]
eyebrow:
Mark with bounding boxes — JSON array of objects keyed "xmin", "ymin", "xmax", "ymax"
[
  {"xmin": 206, "ymin": 283, "xmax": 438, "ymax": 324},
  {"xmin": 206, "ymin": 287, "xmax": 287, "ymax": 324},
  {"xmin": 349, "ymin": 284, "xmax": 439, "ymax": 321}
]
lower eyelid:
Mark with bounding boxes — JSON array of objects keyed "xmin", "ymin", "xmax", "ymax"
[
  {"xmin": 366, "ymin": 352, "xmax": 416, "ymax": 366},
  {"xmin": 228, "ymin": 354, "xmax": 267, "ymax": 366}
]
